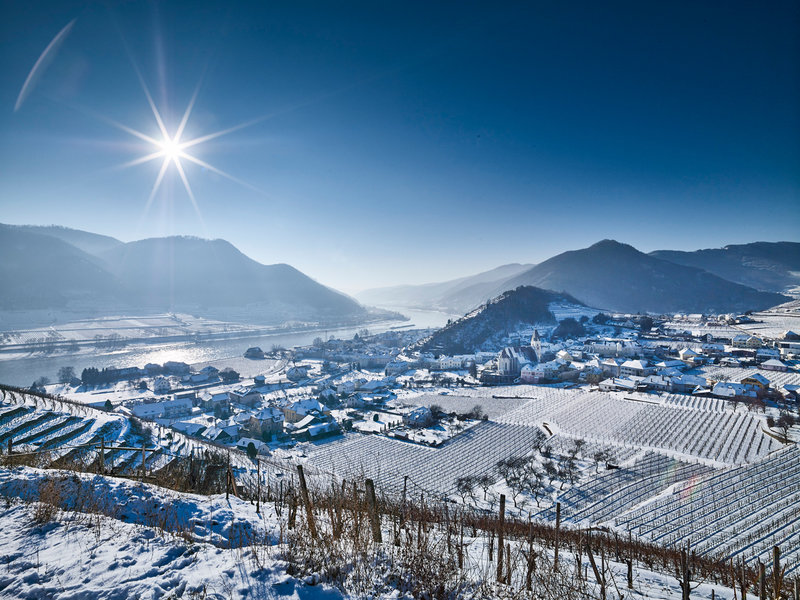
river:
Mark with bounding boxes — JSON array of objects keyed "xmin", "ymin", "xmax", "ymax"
[{"xmin": 0, "ymin": 307, "xmax": 456, "ymax": 387}]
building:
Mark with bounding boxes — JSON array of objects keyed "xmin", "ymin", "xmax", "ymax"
[
  {"xmin": 497, "ymin": 346, "xmax": 538, "ymax": 377},
  {"xmin": 131, "ymin": 396, "xmax": 193, "ymax": 420},
  {"xmin": 283, "ymin": 398, "xmax": 329, "ymax": 423},
  {"xmin": 732, "ymin": 335, "xmax": 762, "ymax": 349},
  {"xmin": 153, "ymin": 376, "xmax": 171, "ymax": 394},
  {"xmin": 620, "ymin": 359, "xmax": 653, "ymax": 378},
  {"xmin": 740, "ymin": 373, "xmax": 770, "ymax": 391},
  {"xmin": 403, "ymin": 406, "xmax": 433, "ymax": 427},
  {"xmin": 229, "ymin": 387, "xmax": 263, "ymax": 407},
  {"xmin": 761, "ymin": 359, "xmax": 789, "ymax": 372}
]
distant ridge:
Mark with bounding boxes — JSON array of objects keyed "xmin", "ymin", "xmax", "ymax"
[
  {"xmin": 357, "ymin": 263, "xmax": 533, "ymax": 313},
  {"xmin": 362, "ymin": 239, "xmax": 790, "ymax": 315},
  {"xmin": 0, "ymin": 224, "xmax": 372, "ymax": 325},
  {"xmin": 498, "ymin": 240, "xmax": 788, "ymax": 314},
  {"xmin": 650, "ymin": 242, "xmax": 800, "ymax": 293}
]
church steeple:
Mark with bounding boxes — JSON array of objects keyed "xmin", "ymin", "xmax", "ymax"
[{"xmin": 530, "ymin": 329, "xmax": 542, "ymax": 360}]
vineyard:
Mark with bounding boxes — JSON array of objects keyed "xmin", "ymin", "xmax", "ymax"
[
  {"xmin": 536, "ymin": 451, "xmax": 715, "ymax": 525},
  {"xmin": 496, "ymin": 388, "xmax": 779, "ymax": 465},
  {"xmin": 306, "ymin": 421, "xmax": 547, "ymax": 497},
  {"xmin": 615, "ymin": 445, "xmax": 800, "ymax": 574}
]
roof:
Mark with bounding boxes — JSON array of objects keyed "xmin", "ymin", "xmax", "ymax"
[{"xmin": 741, "ymin": 373, "xmax": 770, "ymax": 385}]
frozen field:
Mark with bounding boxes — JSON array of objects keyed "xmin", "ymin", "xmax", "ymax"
[
  {"xmin": 494, "ymin": 388, "xmax": 781, "ymax": 465},
  {"xmin": 306, "ymin": 420, "xmax": 547, "ymax": 497},
  {"xmin": 617, "ymin": 445, "xmax": 800, "ymax": 573},
  {"xmin": 697, "ymin": 365, "xmax": 800, "ymax": 388}
]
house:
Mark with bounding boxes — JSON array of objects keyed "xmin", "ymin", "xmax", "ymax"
[
  {"xmin": 254, "ymin": 375, "xmax": 267, "ymax": 386},
  {"xmin": 712, "ymin": 382, "xmax": 757, "ymax": 400},
  {"xmin": 678, "ymin": 348, "xmax": 700, "ymax": 363},
  {"xmin": 740, "ymin": 373, "xmax": 770, "ymax": 391},
  {"xmin": 229, "ymin": 387, "xmax": 262, "ymax": 407},
  {"xmin": 556, "ymin": 349, "xmax": 574, "ymax": 362},
  {"xmin": 202, "ymin": 425, "xmax": 236, "ymax": 444},
  {"xmin": 153, "ymin": 376, "xmax": 171, "ymax": 394},
  {"xmin": 435, "ymin": 356, "xmax": 464, "ymax": 371},
  {"xmin": 720, "ymin": 357, "xmax": 741, "ymax": 367},
  {"xmin": 520, "ymin": 363, "xmax": 538, "ymax": 383},
  {"xmin": 654, "ymin": 360, "xmax": 685, "ymax": 371},
  {"xmin": 131, "ymin": 396, "xmax": 193, "ymax": 420},
  {"xmin": 235, "ymin": 437, "xmax": 269, "ymax": 456},
  {"xmin": 761, "ymin": 359, "xmax": 789, "ymax": 372},
  {"xmin": 336, "ymin": 380, "xmax": 357, "ymax": 395},
  {"xmin": 171, "ymin": 421, "xmax": 207, "ymax": 437},
  {"xmin": 599, "ymin": 378, "xmax": 639, "ymax": 392},
  {"xmin": 620, "ymin": 359, "xmax": 653, "ymax": 378},
  {"xmin": 732, "ymin": 335, "xmax": 761, "ymax": 349},
  {"xmin": 403, "ymin": 406, "xmax": 433, "ymax": 427},
  {"xmin": 287, "ymin": 366, "xmax": 310, "ymax": 381},
  {"xmin": 200, "ymin": 365, "xmax": 219, "ymax": 377},
  {"xmin": 641, "ymin": 374, "xmax": 670, "ymax": 391},
  {"xmin": 204, "ymin": 391, "xmax": 230, "ymax": 407},
  {"xmin": 285, "ymin": 413, "xmax": 339, "ymax": 440},
  {"xmin": 283, "ymin": 398, "xmax": 329, "ymax": 423},
  {"xmin": 252, "ymin": 406, "xmax": 285, "ymax": 435},
  {"xmin": 385, "ymin": 361, "xmax": 412, "ymax": 376},
  {"xmin": 600, "ymin": 358, "xmax": 624, "ymax": 377},
  {"xmin": 670, "ymin": 374, "xmax": 707, "ymax": 393},
  {"xmin": 164, "ymin": 361, "xmax": 190, "ymax": 374}
]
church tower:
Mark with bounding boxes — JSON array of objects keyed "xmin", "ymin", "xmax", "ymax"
[{"xmin": 530, "ymin": 329, "xmax": 542, "ymax": 361}]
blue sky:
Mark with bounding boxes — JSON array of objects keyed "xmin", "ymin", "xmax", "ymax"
[{"xmin": 1, "ymin": 1, "xmax": 798, "ymax": 292}]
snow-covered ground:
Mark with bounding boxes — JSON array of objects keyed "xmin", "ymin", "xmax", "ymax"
[{"xmin": 0, "ymin": 463, "xmax": 748, "ymax": 600}]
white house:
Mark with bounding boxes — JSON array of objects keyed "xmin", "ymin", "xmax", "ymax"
[
  {"xmin": 620, "ymin": 359, "xmax": 653, "ymax": 378},
  {"xmin": 153, "ymin": 376, "xmax": 171, "ymax": 394}
]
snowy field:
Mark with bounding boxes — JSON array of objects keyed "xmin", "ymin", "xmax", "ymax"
[
  {"xmin": 393, "ymin": 391, "xmax": 529, "ymax": 419},
  {"xmin": 306, "ymin": 421, "xmax": 547, "ymax": 497},
  {"xmin": 616, "ymin": 445, "xmax": 800, "ymax": 573},
  {"xmin": 697, "ymin": 365, "xmax": 800, "ymax": 388},
  {"xmin": 736, "ymin": 311, "xmax": 800, "ymax": 339},
  {"xmin": 493, "ymin": 388, "xmax": 780, "ymax": 466},
  {"xmin": 0, "ymin": 464, "xmax": 743, "ymax": 600}
]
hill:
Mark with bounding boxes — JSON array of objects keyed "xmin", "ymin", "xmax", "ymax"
[
  {"xmin": 356, "ymin": 263, "xmax": 533, "ymax": 312},
  {"xmin": 100, "ymin": 236, "xmax": 366, "ymax": 322},
  {"xmin": 414, "ymin": 285, "xmax": 582, "ymax": 354},
  {"xmin": 7, "ymin": 224, "xmax": 124, "ymax": 256},
  {"xmin": 0, "ymin": 225, "xmax": 370, "ymax": 325},
  {"xmin": 0, "ymin": 224, "xmax": 124, "ymax": 310},
  {"xmin": 495, "ymin": 240, "xmax": 788, "ymax": 314},
  {"xmin": 650, "ymin": 242, "xmax": 800, "ymax": 293}
]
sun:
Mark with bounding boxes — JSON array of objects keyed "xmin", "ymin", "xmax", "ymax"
[
  {"xmin": 158, "ymin": 135, "xmax": 183, "ymax": 162},
  {"xmin": 106, "ymin": 79, "xmax": 261, "ymax": 219}
]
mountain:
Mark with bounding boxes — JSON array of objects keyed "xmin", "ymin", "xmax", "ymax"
[
  {"xmin": 499, "ymin": 240, "xmax": 788, "ymax": 314},
  {"xmin": 414, "ymin": 286, "xmax": 581, "ymax": 354},
  {"xmin": 357, "ymin": 263, "xmax": 533, "ymax": 312},
  {"xmin": 0, "ymin": 224, "xmax": 124, "ymax": 310},
  {"xmin": 650, "ymin": 242, "xmax": 800, "ymax": 293},
  {"xmin": 0, "ymin": 225, "xmax": 369, "ymax": 325},
  {"xmin": 100, "ymin": 236, "xmax": 365, "ymax": 322},
  {"xmin": 8, "ymin": 224, "xmax": 124, "ymax": 256}
]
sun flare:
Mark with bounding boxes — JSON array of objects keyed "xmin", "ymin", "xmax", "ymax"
[{"xmin": 158, "ymin": 136, "xmax": 183, "ymax": 162}]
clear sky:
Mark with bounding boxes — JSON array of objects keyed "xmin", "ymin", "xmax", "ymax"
[{"xmin": 1, "ymin": 1, "xmax": 798, "ymax": 293}]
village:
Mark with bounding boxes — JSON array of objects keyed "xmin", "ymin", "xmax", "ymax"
[{"xmin": 44, "ymin": 305, "xmax": 800, "ymax": 460}]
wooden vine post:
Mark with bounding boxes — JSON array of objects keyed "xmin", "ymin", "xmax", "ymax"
[
  {"xmin": 554, "ymin": 501, "xmax": 561, "ymax": 570},
  {"xmin": 496, "ymin": 493, "xmax": 506, "ymax": 583},
  {"xmin": 256, "ymin": 459, "xmax": 261, "ymax": 515},
  {"xmin": 296, "ymin": 465, "xmax": 317, "ymax": 538},
  {"xmin": 365, "ymin": 478, "xmax": 382, "ymax": 543}
]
